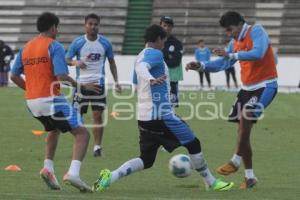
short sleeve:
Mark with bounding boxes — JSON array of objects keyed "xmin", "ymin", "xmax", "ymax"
[
  {"xmin": 11, "ymin": 49, "xmax": 24, "ymax": 75},
  {"xmin": 143, "ymin": 49, "xmax": 164, "ymax": 69},
  {"xmin": 49, "ymin": 41, "xmax": 69, "ymax": 76}
]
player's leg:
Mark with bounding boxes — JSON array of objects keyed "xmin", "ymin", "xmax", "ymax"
[
  {"xmin": 199, "ymin": 71, "xmax": 204, "ymax": 88},
  {"xmin": 93, "ymin": 120, "xmax": 160, "ymax": 191},
  {"xmin": 162, "ymin": 115, "xmax": 234, "ymax": 191},
  {"xmin": 239, "ymin": 83, "xmax": 277, "ymax": 189},
  {"xmin": 90, "ymin": 87, "xmax": 106, "ymax": 157},
  {"xmin": 225, "ymin": 70, "xmax": 230, "ymax": 88},
  {"xmin": 217, "ymin": 90, "xmax": 245, "ymax": 175},
  {"xmin": 170, "ymin": 81, "xmax": 179, "ymax": 107},
  {"xmin": 92, "ymin": 109, "xmax": 104, "ymax": 157},
  {"xmin": 205, "ymin": 72, "xmax": 211, "ymax": 88},
  {"xmin": 52, "ymin": 96, "xmax": 92, "ymax": 192},
  {"xmin": 231, "ymin": 68, "xmax": 238, "ymax": 88},
  {"xmin": 34, "ymin": 116, "xmax": 61, "ymax": 190}
]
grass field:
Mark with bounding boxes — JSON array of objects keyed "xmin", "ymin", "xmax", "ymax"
[{"xmin": 0, "ymin": 87, "xmax": 299, "ymax": 200}]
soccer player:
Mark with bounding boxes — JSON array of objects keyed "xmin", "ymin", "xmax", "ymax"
[
  {"xmin": 160, "ymin": 16, "xmax": 183, "ymax": 107},
  {"xmin": 93, "ymin": 24, "xmax": 234, "ymax": 192},
  {"xmin": 195, "ymin": 39, "xmax": 211, "ymax": 88},
  {"xmin": 186, "ymin": 11, "xmax": 278, "ymax": 189},
  {"xmin": 66, "ymin": 13, "xmax": 121, "ymax": 157},
  {"xmin": 223, "ymin": 40, "xmax": 238, "ymax": 89},
  {"xmin": 0, "ymin": 40, "xmax": 14, "ymax": 87},
  {"xmin": 10, "ymin": 12, "xmax": 100, "ymax": 192}
]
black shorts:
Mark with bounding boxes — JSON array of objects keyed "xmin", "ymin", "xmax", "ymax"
[
  {"xmin": 138, "ymin": 120, "xmax": 181, "ymax": 154},
  {"xmin": 34, "ymin": 111, "xmax": 73, "ymax": 133},
  {"xmin": 73, "ymin": 86, "xmax": 106, "ymax": 115},
  {"xmin": 228, "ymin": 86, "xmax": 277, "ymax": 123}
]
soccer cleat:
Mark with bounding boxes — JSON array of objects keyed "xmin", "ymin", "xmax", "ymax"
[
  {"xmin": 239, "ymin": 177, "xmax": 257, "ymax": 189},
  {"xmin": 208, "ymin": 179, "xmax": 234, "ymax": 191},
  {"xmin": 92, "ymin": 169, "xmax": 112, "ymax": 191},
  {"xmin": 63, "ymin": 173, "xmax": 93, "ymax": 192},
  {"xmin": 93, "ymin": 148, "xmax": 102, "ymax": 157},
  {"xmin": 216, "ymin": 161, "xmax": 239, "ymax": 176},
  {"xmin": 40, "ymin": 168, "xmax": 61, "ymax": 190}
]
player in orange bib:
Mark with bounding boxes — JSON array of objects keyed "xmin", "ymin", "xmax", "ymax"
[
  {"xmin": 11, "ymin": 12, "xmax": 100, "ymax": 192},
  {"xmin": 186, "ymin": 11, "xmax": 278, "ymax": 189}
]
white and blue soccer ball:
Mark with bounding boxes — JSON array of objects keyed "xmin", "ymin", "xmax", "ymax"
[{"xmin": 169, "ymin": 154, "xmax": 192, "ymax": 178}]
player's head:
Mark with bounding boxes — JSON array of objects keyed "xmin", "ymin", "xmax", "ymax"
[
  {"xmin": 36, "ymin": 12, "xmax": 59, "ymax": 38},
  {"xmin": 197, "ymin": 39, "xmax": 205, "ymax": 48},
  {"xmin": 84, "ymin": 13, "xmax": 100, "ymax": 37},
  {"xmin": 160, "ymin": 16, "xmax": 174, "ymax": 36},
  {"xmin": 144, "ymin": 24, "xmax": 167, "ymax": 49},
  {"xmin": 219, "ymin": 11, "xmax": 245, "ymax": 39}
]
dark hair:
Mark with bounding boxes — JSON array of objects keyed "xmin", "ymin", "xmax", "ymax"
[
  {"xmin": 198, "ymin": 39, "xmax": 204, "ymax": 43},
  {"xmin": 144, "ymin": 24, "xmax": 167, "ymax": 43},
  {"xmin": 37, "ymin": 12, "xmax": 59, "ymax": 32},
  {"xmin": 219, "ymin": 11, "xmax": 245, "ymax": 27},
  {"xmin": 85, "ymin": 13, "xmax": 100, "ymax": 23}
]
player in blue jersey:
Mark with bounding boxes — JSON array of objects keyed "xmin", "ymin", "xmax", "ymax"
[
  {"xmin": 92, "ymin": 24, "xmax": 234, "ymax": 192},
  {"xmin": 195, "ymin": 39, "xmax": 211, "ymax": 88},
  {"xmin": 66, "ymin": 13, "xmax": 121, "ymax": 157}
]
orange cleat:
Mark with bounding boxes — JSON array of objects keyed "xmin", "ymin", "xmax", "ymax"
[
  {"xmin": 240, "ymin": 177, "xmax": 257, "ymax": 189},
  {"xmin": 216, "ymin": 161, "xmax": 238, "ymax": 176}
]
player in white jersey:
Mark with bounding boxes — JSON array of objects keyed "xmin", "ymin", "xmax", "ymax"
[
  {"xmin": 66, "ymin": 13, "xmax": 121, "ymax": 157},
  {"xmin": 93, "ymin": 24, "xmax": 234, "ymax": 192}
]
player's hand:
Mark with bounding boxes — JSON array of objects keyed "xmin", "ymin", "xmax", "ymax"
[
  {"xmin": 81, "ymin": 83, "xmax": 101, "ymax": 94},
  {"xmin": 185, "ymin": 61, "xmax": 201, "ymax": 71},
  {"xmin": 150, "ymin": 75, "xmax": 167, "ymax": 85},
  {"xmin": 115, "ymin": 83, "xmax": 122, "ymax": 93},
  {"xmin": 213, "ymin": 48, "xmax": 229, "ymax": 58},
  {"xmin": 76, "ymin": 60, "xmax": 87, "ymax": 69}
]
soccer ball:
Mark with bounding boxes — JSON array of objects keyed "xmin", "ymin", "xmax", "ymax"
[{"xmin": 169, "ymin": 154, "xmax": 192, "ymax": 178}]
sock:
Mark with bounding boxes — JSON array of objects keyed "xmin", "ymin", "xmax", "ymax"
[
  {"xmin": 231, "ymin": 154, "xmax": 241, "ymax": 167},
  {"xmin": 44, "ymin": 159, "xmax": 54, "ymax": 172},
  {"xmin": 94, "ymin": 145, "xmax": 101, "ymax": 152},
  {"xmin": 190, "ymin": 153, "xmax": 216, "ymax": 186},
  {"xmin": 245, "ymin": 169, "xmax": 256, "ymax": 179},
  {"xmin": 68, "ymin": 160, "xmax": 81, "ymax": 177},
  {"xmin": 111, "ymin": 158, "xmax": 144, "ymax": 184}
]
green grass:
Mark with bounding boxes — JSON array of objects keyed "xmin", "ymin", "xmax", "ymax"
[{"xmin": 0, "ymin": 87, "xmax": 299, "ymax": 200}]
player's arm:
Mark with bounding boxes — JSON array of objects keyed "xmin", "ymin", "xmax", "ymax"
[
  {"xmin": 135, "ymin": 62, "xmax": 166, "ymax": 85},
  {"xmin": 187, "ymin": 40, "xmax": 236, "ymax": 72},
  {"xmin": 108, "ymin": 58, "xmax": 121, "ymax": 93},
  {"xmin": 235, "ymin": 25, "xmax": 269, "ymax": 60},
  {"xmin": 10, "ymin": 49, "xmax": 25, "ymax": 90}
]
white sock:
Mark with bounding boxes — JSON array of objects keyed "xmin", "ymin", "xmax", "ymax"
[
  {"xmin": 245, "ymin": 169, "xmax": 256, "ymax": 179},
  {"xmin": 94, "ymin": 145, "xmax": 101, "ymax": 152},
  {"xmin": 190, "ymin": 153, "xmax": 216, "ymax": 186},
  {"xmin": 111, "ymin": 158, "xmax": 144, "ymax": 184},
  {"xmin": 68, "ymin": 160, "xmax": 81, "ymax": 177},
  {"xmin": 231, "ymin": 154, "xmax": 241, "ymax": 167},
  {"xmin": 44, "ymin": 159, "xmax": 54, "ymax": 173}
]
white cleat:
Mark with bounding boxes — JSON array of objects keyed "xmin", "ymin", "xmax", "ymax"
[
  {"xmin": 63, "ymin": 173, "xmax": 93, "ymax": 193},
  {"xmin": 40, "ymin": 168, "xmax": 61, "ymax": 190}
]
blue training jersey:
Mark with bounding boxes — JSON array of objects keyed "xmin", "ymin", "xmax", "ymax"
[
  {"xmin": 133, "ymin": 48, "xmax": 172, "ymax": 121},
  {"xmin": 66, "ymin": 34, "xmax": 114, "ymax": 85},
  {"xmin": 195, "ymin": 47, "xmax": 211, "ymax": 62}
]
